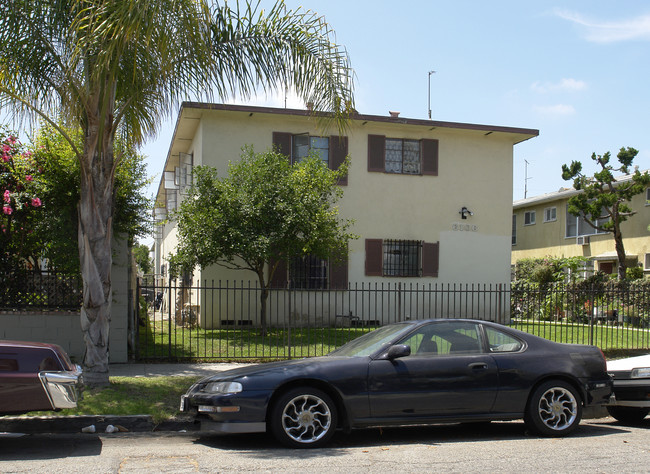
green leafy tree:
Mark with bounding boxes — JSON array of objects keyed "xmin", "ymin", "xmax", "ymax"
[
  {"xmin": 31, "ymin": 125, "xmax": 152, "ymax": 275},
  {"xmin": 169, "ymin": 148, "xmax": 356, "ymax": 334},
  {"xmin": 562, "ymin": 147, "xmax": 650, "ymax": 280},
  {"xmin": 0, "ymin": 0, "xmax": 354, "ymax": 384},
  {"xmin": 133, "ymin": 243, "xmax": 153, "ymax": 275}
]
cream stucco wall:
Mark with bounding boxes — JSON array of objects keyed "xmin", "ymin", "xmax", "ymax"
[
  {"xmin": 158, "ymin": 107, "xmax": 523, "ymax": 286},
  {"xmin": 153, "ymin": 104, "xmax": 535, "ymax": 326}
]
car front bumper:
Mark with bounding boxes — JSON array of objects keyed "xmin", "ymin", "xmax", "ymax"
[{"xmin": 606, "ymin": 379, "xmax": 650, "ymax": 407}]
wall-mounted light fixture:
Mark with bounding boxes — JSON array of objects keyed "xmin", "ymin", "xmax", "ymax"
[{"xmin": 459, "ymin": 206, "xmax": 473, "ymax": 219}]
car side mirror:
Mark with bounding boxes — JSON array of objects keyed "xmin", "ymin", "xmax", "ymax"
[{"xmin": 386, "ymin": 344, "xmax": 411, "ymax": 360}]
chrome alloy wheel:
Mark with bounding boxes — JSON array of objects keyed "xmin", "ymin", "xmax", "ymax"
[
  {"xmin": 281, "ymin": 394, "xmax": 332, "ymax": 444},
  {"xmin": 537, "ymin": 386, "xmax": 578, "ymax": 431}
]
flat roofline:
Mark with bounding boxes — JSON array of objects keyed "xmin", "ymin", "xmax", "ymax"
[{"xmin": 180, "ymin": 101, "xmax": 539, "ymax": 140}]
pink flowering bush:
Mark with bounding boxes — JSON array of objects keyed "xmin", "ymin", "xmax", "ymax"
[{"xmin": 0, "ymin": 128, "xmax": 44, "ymax": 268}]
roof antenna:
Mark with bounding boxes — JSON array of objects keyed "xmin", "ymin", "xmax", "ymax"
[
  {"xmin": 428, "ymin": 70, "xmax": 436, "ymax": 119},
  {"xmin": 524, "ymin": 159, "xmax": 532, "ymax": 198}
]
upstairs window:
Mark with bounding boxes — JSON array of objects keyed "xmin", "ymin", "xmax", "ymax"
[
  {"xmin": 544, "ymin": 207, "xmax": 556, "ymax": 222},
  {"xmin": 292, "ymin": 135, "xmax": 329, "ymax": 165},
  {"xmin": 565, "ymin": 204, "xmax": 609, "ymax": 238},
  {"xmin": 368, "ymin": 135, "xmax": 438, "ymax": 176},
  {"xmin": 512, "ymin": 214, "xmax": 517, "ymax": 245},
  {"xmin": 273, "ymin": 132, "xmax": 348, "ymax": 185},
  {"xmin": 524, "ymin": 211, "xmax": 536, "ymax": 226},
  {"xmin": 385, "ymin": 139, "xmax": 420, "ymax": 174}
]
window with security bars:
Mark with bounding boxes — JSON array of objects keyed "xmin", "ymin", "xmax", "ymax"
[
  {"xmin": 290, "ymin": 255, "xmax": 329, "ymax": 289},
  {"xmin": 383, "ymin": 240, "xmax": 422, "ymax": 277},
  {"xmin": 385, "ymin": 138, "xmax": 420, "ymax": 174}
]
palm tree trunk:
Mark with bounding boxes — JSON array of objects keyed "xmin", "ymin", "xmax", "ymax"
[{"xmin": 78, "ymin": 102, "xmax": 115, "ymax": 386}]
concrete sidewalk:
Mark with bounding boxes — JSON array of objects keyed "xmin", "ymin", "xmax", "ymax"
[{"xmin": 108, "ymin": 362, "xmax": 250, "ymax": 378}]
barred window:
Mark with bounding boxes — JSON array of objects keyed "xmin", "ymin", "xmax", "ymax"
[
  {"xmin": 385, "ymin": 139, "xmax": 420, "ymax": 174},
  {"xmin": 290, "ymin": 255, "xmax": 328, "ymax": 289},
  {"xmin": 383, "ymin": 240, "xmax": 422, "ymax": 277}
]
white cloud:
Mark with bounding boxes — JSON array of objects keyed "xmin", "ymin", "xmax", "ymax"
[
  {"xmin": 533, "ymin": 104, "xmax": 576, "ymax": 116},
  {"xmin": 531, "ymin": 78, "xmax": 587, "ymax": 93},
  {"xmin": 555, "ymin": 9, "xmax": 650, "ymax": 43}
]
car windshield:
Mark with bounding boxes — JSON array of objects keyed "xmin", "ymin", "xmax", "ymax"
[{"xmin": 328, "ymin": 323, "xmax": 413, "ymax": 357}]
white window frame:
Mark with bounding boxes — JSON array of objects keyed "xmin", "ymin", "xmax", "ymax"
[
  {"xmin": 511, "ymin": 214, "xmax": 517, "ymax": 246},
  {"xmin": 524, "ymin": 210, "xmax": 536, "ymax": 226},
  {"xmin": 544, "ymin": 207, "xmax": 557, "ymax": 223}
]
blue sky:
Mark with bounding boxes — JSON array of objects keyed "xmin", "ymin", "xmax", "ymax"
[{"xmin": 142, "ymin": 1, "xmax": 650, "ymax": 203}]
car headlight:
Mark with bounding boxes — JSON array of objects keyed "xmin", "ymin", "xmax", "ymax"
[
  {"xmin": 202, "ymin": 381, "xmax": 243, "ymax": 394},
  {"xmin": 631, "ymin": 367, "xmax": 650, "ymax": 379}
]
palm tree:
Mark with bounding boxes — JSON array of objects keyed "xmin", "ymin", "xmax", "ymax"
[{"xmin": 0, "ymin": 0, "xmax": 354, "ymax": 385}]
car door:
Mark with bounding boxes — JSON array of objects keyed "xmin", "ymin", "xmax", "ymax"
[{"xmin": 367, "ymin": 321, "xmax": 499, "ymax": 420}]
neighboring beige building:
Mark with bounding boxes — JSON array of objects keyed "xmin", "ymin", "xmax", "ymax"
[
  {"xmin": 512, "ymin": 176, "xmax": 650, "ymax": 276},
  {"xmin": 153, "ymin": 102, "xmax": 537, "ymax": 326}
]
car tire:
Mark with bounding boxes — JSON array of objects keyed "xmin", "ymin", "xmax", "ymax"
[
  {"xmin": 269, "ymin": 387, "xmax": 338, "ymax": 448},
  {"xmin": 525, "ymin": 380, "xmax": 582, "ymax": 437},
  {"xmin": 607, "ymin": 406, "xmax": 650, "ymax": 424}
]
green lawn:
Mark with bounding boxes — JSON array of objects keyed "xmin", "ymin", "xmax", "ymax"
[{"xmin": 137, "ymin": 319, "xmax": 650, "ymax": 361}]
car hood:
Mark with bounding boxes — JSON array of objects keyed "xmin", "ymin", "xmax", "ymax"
[
  {"xmin": 195, "ymin": 355, "xmax": 360, "ymax": 389},
  {"xmin": 607, "ymin": 354, "xmax": 650, "ymax": 372}
]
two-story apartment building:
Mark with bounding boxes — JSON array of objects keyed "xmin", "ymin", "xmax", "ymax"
[
  {"xmin": 153, "ymin": 102, "xmax": 537, "ymax": 326},
  {"xmin": 512, "ymin": 176, "xmax": 650, "ymax": 276}
]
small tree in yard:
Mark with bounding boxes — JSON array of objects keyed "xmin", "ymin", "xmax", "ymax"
[
  {"xmin": 169, "ymin": 148, "xmax": 356, "ymax": 335},
  {"xmin": 562, "ymin": 147, "xmax": 650, "ymax": 280}
]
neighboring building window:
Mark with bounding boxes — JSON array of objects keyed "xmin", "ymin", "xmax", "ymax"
[
  {"xmin": 524, "ymin": 211, "xmax": 536, "ymax": 226},
  {"xmin": 365, "ymin": 239, "xmax": 439, "ymax": 277},
  {"xmin": 544, "ymin": 207, "xmax": 557, "ymax": 222},
  {"xmin": 292, "ymin": 135, "xmax": 329, "ymax": 165},
  {"xmin": 367, "ymin": 135, "xmax": 439, "ymax": 176},
  {"xmin": 511, "ymin": 214, "xmax": 517, "ymax": 245},
  {"xmin": 290, "ymin": 255, "xmax": 328, "ymax": 289},
  {"xmin": 646, "ymin": 187, "xmax": 650, "ymax": 206},
  {"xmin": 565, "ymin": 204, "xmax": 609, "ymax": 237},
  {"xmin": 645, "ymin": 253, "xmax": 650, "ymax": 271}
]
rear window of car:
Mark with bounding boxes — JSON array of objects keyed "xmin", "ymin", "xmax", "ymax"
[{"xmin": 485, "ymin": 327, "xmax": 523, "ymax": 353}]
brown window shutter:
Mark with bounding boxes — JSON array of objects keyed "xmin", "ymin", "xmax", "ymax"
[
  {"xmin": 422, "ymin": 241, "xmax": 439, "ymax": 277},
  {"xmin": 269, "ymin": 258, "xmax": 288, "ymax": 288},
  {"xmin": 421, "ymin": 139, "xmax": 439, "ymax": 176},
  {"xmin": 365, "ymin": 239, "xmax": 383, "ymax": 276},
  {"xmin": 367, "ymin": 135, "xmax": 385, "ymax": 172},
  {"xmin": 329, "ymin": 135, "xmax": 348, "ymax": 186},
  {"xmin": 272, "ymin": 132, "xmax": 292, "ymax": 159},
  {"xmin": 329, "ymin": 253, "xmax": 348, "ymax": 289}
]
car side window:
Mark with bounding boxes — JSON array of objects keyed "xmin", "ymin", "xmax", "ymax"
[
  {"xmin": 399, "ymin": 321, "xmax": 484, "ymax": 356},
  {"xmin": 485, "ymin": 327, "xmax": 523, "ymax": 353}
]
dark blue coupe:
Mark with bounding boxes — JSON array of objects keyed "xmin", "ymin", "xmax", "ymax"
[{"xmin": 180, "ymin": 319, "xmax": 612, "ymax": 448}]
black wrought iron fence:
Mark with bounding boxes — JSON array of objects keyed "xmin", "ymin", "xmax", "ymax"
[
  {"xmin": 0, "ymin": 270, "xmax": 82, "ymax": 311},
  {"xmin": 135, "ymin": 278, "xmax": 650, "ymax": 361}
]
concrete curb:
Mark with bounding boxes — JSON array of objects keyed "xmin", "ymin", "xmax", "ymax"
[{"xmin": 0, "ymin": 415, "xmax": 197, "ymax": 434}]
